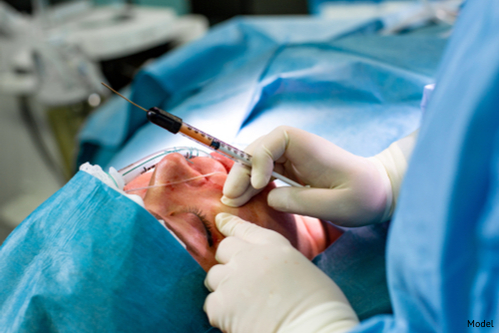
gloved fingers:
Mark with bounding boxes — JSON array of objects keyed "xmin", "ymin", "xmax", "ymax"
[
  {"xmin": 222, "ymin": 162, "xmax": 252, "ymax": 199},
  {"xmin": 249, "ymin": 126, "xmax": 347, "ymax": 189},
  {"xmin": 215, "ymin": 235, "xmax": 251, "ymax": 264},
  {"xmin": 221, "ymin": 183, "xmax": 263, "ymax": 208},
  {"xmin": 267, "ymin": 186, "xmax": 377, "ymax": 226},
  {"xmin": 216, "ymin": 213, "xmax": 290, "ymax": 245},
  {"xmin": 203, "ymin": 291, "xmax": 225, "ymax": 326},
  {"xmin": 221, "ymin": 136, "xmax": 266, "ymax": 202},
  {"xmin": 222, "ymin": 127, "xmax": 318, "ymax": 203},
  {"xmin": 221, "ymin": 158, "xmax": 265, "ymax": 207},
  {"xmin": 249, "ymin": 128, "xmax": 291, "ymax": 189},
  {"xmin": 205, "ymin": 264, "xmax": 230, "ymax": 292}
]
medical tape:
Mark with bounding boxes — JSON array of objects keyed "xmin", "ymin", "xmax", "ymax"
[{"xmin": 124, "ymin": 172, "xmax": 224, "ymax": 193}]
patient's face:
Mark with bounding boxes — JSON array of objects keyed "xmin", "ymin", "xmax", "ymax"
[{"xmin": 125, "ymin": 153, "xmax": 298, "ymax": 271}]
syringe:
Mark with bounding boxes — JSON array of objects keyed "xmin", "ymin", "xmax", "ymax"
[{"xmin": 102, "ymin": 83, "xmax": 304, "ymax": 187}]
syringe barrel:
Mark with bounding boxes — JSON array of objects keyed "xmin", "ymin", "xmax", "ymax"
[
  {"xmin": 177, "ymin": 130, "xmax": 252, "ymax": 166},
  {"xmin": 146, "ymin": 107, "xmax": 303, "ymax": 187},
  {"xmin": 215, "ymin": 141, "xmax": 252, "ymax": 166},
  {"xmin": 180, "ymin": 121, "xmax": 253, "ymax": 165},
  {"xmin": 147, "ymin": 107, "xmax": 182, "ymax": 134}
]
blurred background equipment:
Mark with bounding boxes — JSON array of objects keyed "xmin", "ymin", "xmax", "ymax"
[
  {"xmin": 0, "ymin": 0, "xmax": 207, "ymax": 237},
  {"xmin": 191, "ymin": 0, "xmax": 308, "ymax": 25}
]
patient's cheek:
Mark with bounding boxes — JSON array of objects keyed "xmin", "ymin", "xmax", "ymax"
[{"xmin": 209, "ymin": 153, "xmax": 234, "ymax": 172}]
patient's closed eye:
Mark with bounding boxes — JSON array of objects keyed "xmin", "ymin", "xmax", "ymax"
[{"xmin": 184, "ymin": 209, "xmax": 214, "ymax": 247}]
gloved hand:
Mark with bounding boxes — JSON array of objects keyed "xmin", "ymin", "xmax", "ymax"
[
  {"xmin": 222, "ymin": 126, "xmax": 414, "ymax": 226},
  {"xmin": 204, "ymin": 213, "xmax": 358, "ymax": 333}
]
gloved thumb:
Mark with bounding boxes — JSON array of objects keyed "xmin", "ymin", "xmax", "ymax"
[{"xmin": 215, "ymin": 213, "xmax": 290, "ymax": 245}]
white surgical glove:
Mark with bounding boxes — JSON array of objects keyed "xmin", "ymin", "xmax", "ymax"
[
  {"xmin": 222, "ymin": 126, "xmax": 416, "ymax": 226},
  {"xmin": 204, "ymin": 213, "xmax": 358, "ymax": 333}
]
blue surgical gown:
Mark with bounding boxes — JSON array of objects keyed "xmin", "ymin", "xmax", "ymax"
[{"xmin": 350, "ymin": 0, "xmax": 499, "ymax": 331}]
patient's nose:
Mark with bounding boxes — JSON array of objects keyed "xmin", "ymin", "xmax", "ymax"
[{"xmin": 153, "ymin": 153, "xmax": 201, "ymax": 185}]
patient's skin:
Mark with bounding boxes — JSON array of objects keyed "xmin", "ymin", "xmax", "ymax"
[{"xmin": 125, "ymin": 153, "xmax": 342, "ymax": 271}]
